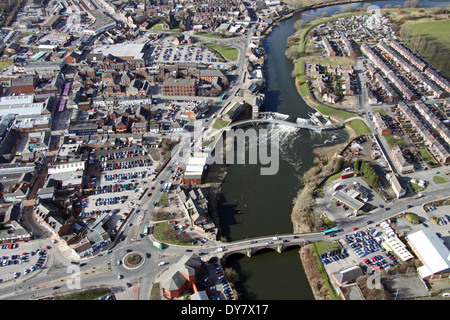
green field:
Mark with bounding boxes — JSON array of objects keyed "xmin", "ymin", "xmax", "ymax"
[
  {"xmin": 399, "ymin": 15, "xmax": 450, "ymax": 76},
  {"xmin": 407, "ymin": 20, "xmax": 450, "ymax": 50},
  {"xmin": 204, "ymin": 43, "xmax": 238, "ymax": 61}
]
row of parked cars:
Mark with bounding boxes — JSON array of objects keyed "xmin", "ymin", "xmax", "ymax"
[
  {"xmin": 1, "ymin": 244, "xmax": 18, "ymax": 249},
  {"xmin": 9, "ymin": 249, "xmax": 46, "ymax": 280},
  {"xmin": 103, "ymin": 171, "xmax": 148, "ymax": 181},
  {"xmin": 95, "ymin": 196, "xmax": 125, "ymax": 206},
  {"xmin": 321, "ymin": 248, "xmax": 349, "ymax": 265},
  {"xmin": 97, "ymin": 149, "xmax": 147, "ymax": 162},
  {"xmin": 99, "ymin": 158, "xmax": 151, "ymax": 171},
  {"xmin": 363, "ymin": 253, "xmax": 396, "ymax": 272},
  {"xmin": 215, "ymin": 264, "xmax": 234, "ymax": 301}
]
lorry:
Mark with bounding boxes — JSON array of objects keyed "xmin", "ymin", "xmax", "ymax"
[
  {"xmin": 153, "ymin": 241, "xmax": 163, "ymax": 249},
  {"xmin": 272, "ymin": 237, "xmax": 280, "ymax": 241}
]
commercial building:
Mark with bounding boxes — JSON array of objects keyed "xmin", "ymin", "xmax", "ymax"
[
  {"xmin": 47, "ymin": 142, "xmax": 85, "ymax": 175},
  {"xmin": 0, "ymin": 95, "xmax": 44, "ymax": 116},
  {"xmin": 407, "ymin": 230, "xmax": 450, "ymax": 279},
  {"xmin": 9, "ymin": 76, "xmax": 36, "ymax": 95},
  {"xmin": 40, "ymin": 14, "xmax": 61, "ymax": 31},
  {"xmin": 384, "ymin": 234, "xmax": 414, "ymax": 262},
  {"xmin": 183, "ymin": 154, "xmax": 207, "ymax": 184},
  {"xmin": 162, "ymin": 78, "xmax": 197, "ymax": 96},
  {"xmin": 331, "ymin": 190, "xmax": 365, "ymax": 212},
  {"xmin": 83, "ymin": 17, "xmax": 116, "ymax": 36},
  {"xmin": 24, "ymin": 60, "xmax": 66, "ymax": 76}
]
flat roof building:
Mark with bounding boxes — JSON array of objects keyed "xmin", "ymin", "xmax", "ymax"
[
  {"xmin": 407, "ymin": 230, "xmax": 450, "ymax": 279},
  {"xmin": 162, "ymin": 78, "xmax": 197, "ymax": 97},
  {"xmin": 331, "ymin": 190, "xmax": 365, "ymax": 212},
  {"xmin": 384, "ymin": 235, "xmax": 414, "ymax": 262}
]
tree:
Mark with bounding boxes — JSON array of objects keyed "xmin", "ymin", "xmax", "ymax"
[
  {"xmin": 404, "ymin": 0, "xmax": 422, "ymax": 8},
  {"xmin": 293, "ymin": 19, "xmax": 307, "ymax": 31},
  {"xmin": 354, "ymin": 159, "xmax": 363, "ymax": 172}
]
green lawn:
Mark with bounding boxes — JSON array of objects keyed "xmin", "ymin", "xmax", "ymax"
[
  {"xmin": 401, "ymin": 18, "xmax": 450, "ymax": 76},
  {"xmin": 152, "ymin": 222, "xmax": 197, "ymax": 246},
  {"xmin": 349, "ymin": 119, "xmax": 372, "ymax": 136},
  {"xmin": 204, "ymin": 43, "xmax": 238, "ymax": 61},
  {"xmin": 0, "ymin": 61, "xmax": 13, "ymax": 70},
  {"xmin": 384, "ymin": 135, "xmax": 407, "ymax": 149},
  {"xmin": 212, "ymin": 118, "xmax": 230, "ymax": 130},
  {"xmin": 433, "ymin": 176, "xmax": 446, "ymax": 184},
  {"xmin": 373, "ymin": 109, "xmax": 387, "ymax": 116},
  {"xmin": 314, "ymin": 104, "xmax": 357, "ymax": 120},
  {"xmin": 309, "ymin": 242, "xmax": 341, "ymax": 300},
  {"xmin": 151, "ymin": 24, "xmax": 163, "ymax": 31},
  {"xmin": 419, "ymin": 148, "xmax": 439, "ymax": 166},
  {"xmin": 158, "ymin": 191, "xmax": 169, "ymax": 206},
  {"xmin": 409, "ymin": 182, "xmax": 426, "ymax": 193}
]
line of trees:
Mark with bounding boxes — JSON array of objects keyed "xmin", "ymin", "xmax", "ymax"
[{"xmin": 353, "ymin": 159, "xmax": 379, "ymax": 187}]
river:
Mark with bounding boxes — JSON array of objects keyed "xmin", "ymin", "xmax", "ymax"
[{"xmin": 220, "ymin": 0, "xmax": 449, "ymax": 300}]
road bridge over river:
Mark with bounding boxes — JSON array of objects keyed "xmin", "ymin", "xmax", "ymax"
[{"xmin": 215, "ymin": 233, "xmax": 323, "ymax": 260}]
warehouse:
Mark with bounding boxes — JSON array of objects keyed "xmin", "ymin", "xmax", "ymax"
[{"xmin": 407, "ymin": 230, "xmax": 450, "ymax": 279}]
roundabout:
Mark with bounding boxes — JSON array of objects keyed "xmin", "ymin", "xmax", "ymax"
[{"xmin": 122, "ymin": 251, "xmax": 146, "ymax": 270}]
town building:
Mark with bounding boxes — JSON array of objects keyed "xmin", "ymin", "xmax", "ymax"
[
  {"xmin": 391, "ymin": 146, "xmax": 414, "ymax": 173},
  {"xmin": 322, "ymin": 37, "xmax": 336, "ymax": 57},
  {"xmin": 162, "ymin": 78, "xmax": 197, "ymax": 96},
  {"xmin": 373, "ymin": 112, "xmax": 391, "ymax": 136},
  {"xmin": 9, "ymin": 76, "xmax": 36, "ymax": 95},
  {"xmin": 161, "ymin": 253, "xmax": 207, "ymax": 299},
  {"xmin": 385, "ymin": 173, "xmax": 406, "ymax": 199}
]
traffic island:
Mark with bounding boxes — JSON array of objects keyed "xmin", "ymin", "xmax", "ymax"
[{"xmin": 122, "ymin": 252, "xmax": 145, "ymax": 270}]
